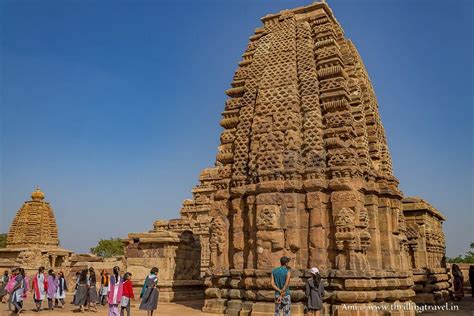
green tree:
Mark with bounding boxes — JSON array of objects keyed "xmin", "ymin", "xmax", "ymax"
[
  {"xmin": 447, "ymin": 242, "xmax": 474, "ymax": 263},
  {"xmin": 0, "ymin": 233, "xmax": 6, "ymax": 248},
  {"xmin": 90, "ymin": 238, "xmax": 124, "ymax": 258}
]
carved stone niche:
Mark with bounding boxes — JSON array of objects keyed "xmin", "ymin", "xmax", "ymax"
[{"xmin": 256, "ymin": 204, "xmax": 281, "ymax": 230}]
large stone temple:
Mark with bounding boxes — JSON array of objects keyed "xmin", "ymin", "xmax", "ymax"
[
  {"xmin": 0, "ymin": 188, "xmax": 73, "ymax": 274},
  {"xmin": 123, "ymin": 2, "xmax": 450, "ymax": 315}
]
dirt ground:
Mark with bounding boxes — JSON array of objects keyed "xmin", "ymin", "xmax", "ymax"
[
  {"xmin": 0, "ymin": 297, "xmax": 213, "ymax": 316},
  {"xmin": 1, "ymin": 296, "xmax": 473, "ymax": 315}
]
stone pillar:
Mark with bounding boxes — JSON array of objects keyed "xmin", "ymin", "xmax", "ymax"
[
  {"xmin": 378, "ymin": 197, "xmax": 396, "ymax": 270},
  {"xmin": 307, "ymin": 191, "xmax": 329, "ymax": 269},
  {"xmin": 244, "ymin": 195, "xmax": 257, "ymax": 269},
  {"xmin": 231, "ymin": 198, "xmax": 245, "ymax": 270},
  {"xmin": 365, "ymin": 194, "xmax": 382, "ymax": 270}
]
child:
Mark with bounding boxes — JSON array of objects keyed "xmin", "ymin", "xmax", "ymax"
[
  {"xmin": 121, "ymin": 273, "xmax": 134, "ymax": 316},
  {"xmin": 305, "ymin": 267, "xmax": 324, "ymax": 316}
]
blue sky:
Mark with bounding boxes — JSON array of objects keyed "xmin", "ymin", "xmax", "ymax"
[{"xmin": 1, "ymin": 0, "xmax": 472, "ymax": 257}]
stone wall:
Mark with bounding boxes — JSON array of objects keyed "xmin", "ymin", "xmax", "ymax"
[
  {"xmin": 124, "ymin": 230, "xmax": 203, "ymax": 302},
  {"xmin": 0, "ymin": 247, "xmax": 73, "ymax": 277}
]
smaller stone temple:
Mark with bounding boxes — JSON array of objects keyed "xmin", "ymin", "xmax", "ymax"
[
  {"xmin": 0, "ymin": 187, "xmax": 73, "ymax": 274},
  {"xmin": 123, "ymin": 167, "xmax": 220, "ymax": 301},
  {"xmin": 403, "ymin": 197, "xmax": 450, "ymax": 304}
]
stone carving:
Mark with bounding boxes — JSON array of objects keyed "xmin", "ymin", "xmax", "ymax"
[
  {"xmin": 256, "ymin": 205, "xmax": 280, "ymax": 230},
  {"xmin": 209, "ymin": 216, "xmax": 229, "ymax": 272}
]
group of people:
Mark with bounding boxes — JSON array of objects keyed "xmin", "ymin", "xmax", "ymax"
[
  {"xmin": 0, "ymin": 267, "xmax": 68, "ymax": 314},
  {"xmin": 71, "ymin": 266, "xmax": 159, "ymax": 316},
  {"xmin": 1, "ymin": 261, "xmax": 473, "ymax": 316},
  {"xmin": 0, "ymin": 265, "xmax": 160, "ymax": 316}
]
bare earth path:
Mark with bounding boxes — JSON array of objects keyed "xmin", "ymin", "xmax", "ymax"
[
  {"xmin": 0, "ymin": 298, "xmax": 217, "ymax": 316},
  {"xmin": 1, "ymin": 297, "xmax": 473, "ymax": 315}
]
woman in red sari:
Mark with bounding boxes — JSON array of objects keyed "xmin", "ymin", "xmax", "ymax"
[{"xmin": 32, "ymin": 266, "xmax": 48, "ymax": 312}]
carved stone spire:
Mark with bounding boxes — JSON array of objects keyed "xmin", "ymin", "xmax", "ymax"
[{"xmin": 6, "ymin": 187, "xmax": 59, "ymax": 248}]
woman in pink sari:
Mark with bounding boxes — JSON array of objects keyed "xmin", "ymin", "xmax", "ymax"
[
  {"xmin": 5, "ymin": 269, "xmax": 17, "ymax": 311},
  {"xmin": 108, "ymin": 266, "xmax": 124, "ymax": 316}
]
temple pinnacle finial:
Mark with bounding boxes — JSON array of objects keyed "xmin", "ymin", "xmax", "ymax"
[{"xmin": 31, "ymin": 186, "xmax": 45, "ymax": 201}]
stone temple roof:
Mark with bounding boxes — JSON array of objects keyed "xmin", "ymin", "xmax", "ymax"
[
  {"xmin": 402, "ymin": 196, "xmax": 446, "ymax": 221},
  {"xmin": 6, "ymin": 187, "xmax": 60, "ymax": 249}
]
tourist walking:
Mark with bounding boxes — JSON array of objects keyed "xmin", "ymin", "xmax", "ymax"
[
  {"xmin": 10, "ymin": 268, "xmax": 26, "ymax": 315},
  {"xmin": 452, "ymin": 264, "xmax": 464, "ymax": 301},
  {"xmin": 469, "ymin": 265, "xmax": 474, "ymax": 297},
  {"xmin": 121, "ymin": 272, "xmax": 134, "ymax": 316},
  {"xmin": 32, "ymin": 266, "xmax": 48, "ymax": 312},
  {"xmin": 74, "ymin": 269, "xmax": 89, "ymax": 312},
  {"xmin": 305, "ymin": 267, "xmax": 324, "ymax": 316},
  {"xmin": 5, "ymin": 268, "xmax": 18, "ymax": 310},
  {"xmin": 271, "ymin": 256, "xmax": 292, "ymax": 316},
  {"xmin": 99, "ymin": 270, "xmax": 110, "ymax": 305},
  {"xmin": 139, "ymin": 267, "xmax": 159, "ymax": 316},
  {"xmin": 108, "ymin": 266, "xmax": 124, "ymax": 316},
  {"xmin": 72, "ymin": 271, "xmax": 80, "ymax": 304},
  {"xmin": 0, "ymin": 270, "xmax": 8, "ymax": 302},
  {"xmin": 88, "ymin": 267, "xmax": 98, "ymax": 311},
  {"xmin": 46, "ymin": 269, "xmax": 58, "ymax": 310},
  {"xmin": 55, "ymin": 271, "xmax": 68, "ymax": 308}
]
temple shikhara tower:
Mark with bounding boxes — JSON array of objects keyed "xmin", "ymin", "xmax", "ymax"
[
  {"xmin": 125, "ymin": 1, "xmax": 449, "ymax": 315},
  {"xmin": 0, "ymin": 188, "xmax": 72, "ymax": 274}
]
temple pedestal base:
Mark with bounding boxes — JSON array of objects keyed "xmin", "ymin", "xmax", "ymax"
[{"xmin": 203, "ymin": 299, "xmax": 417, "ymax": 315}]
